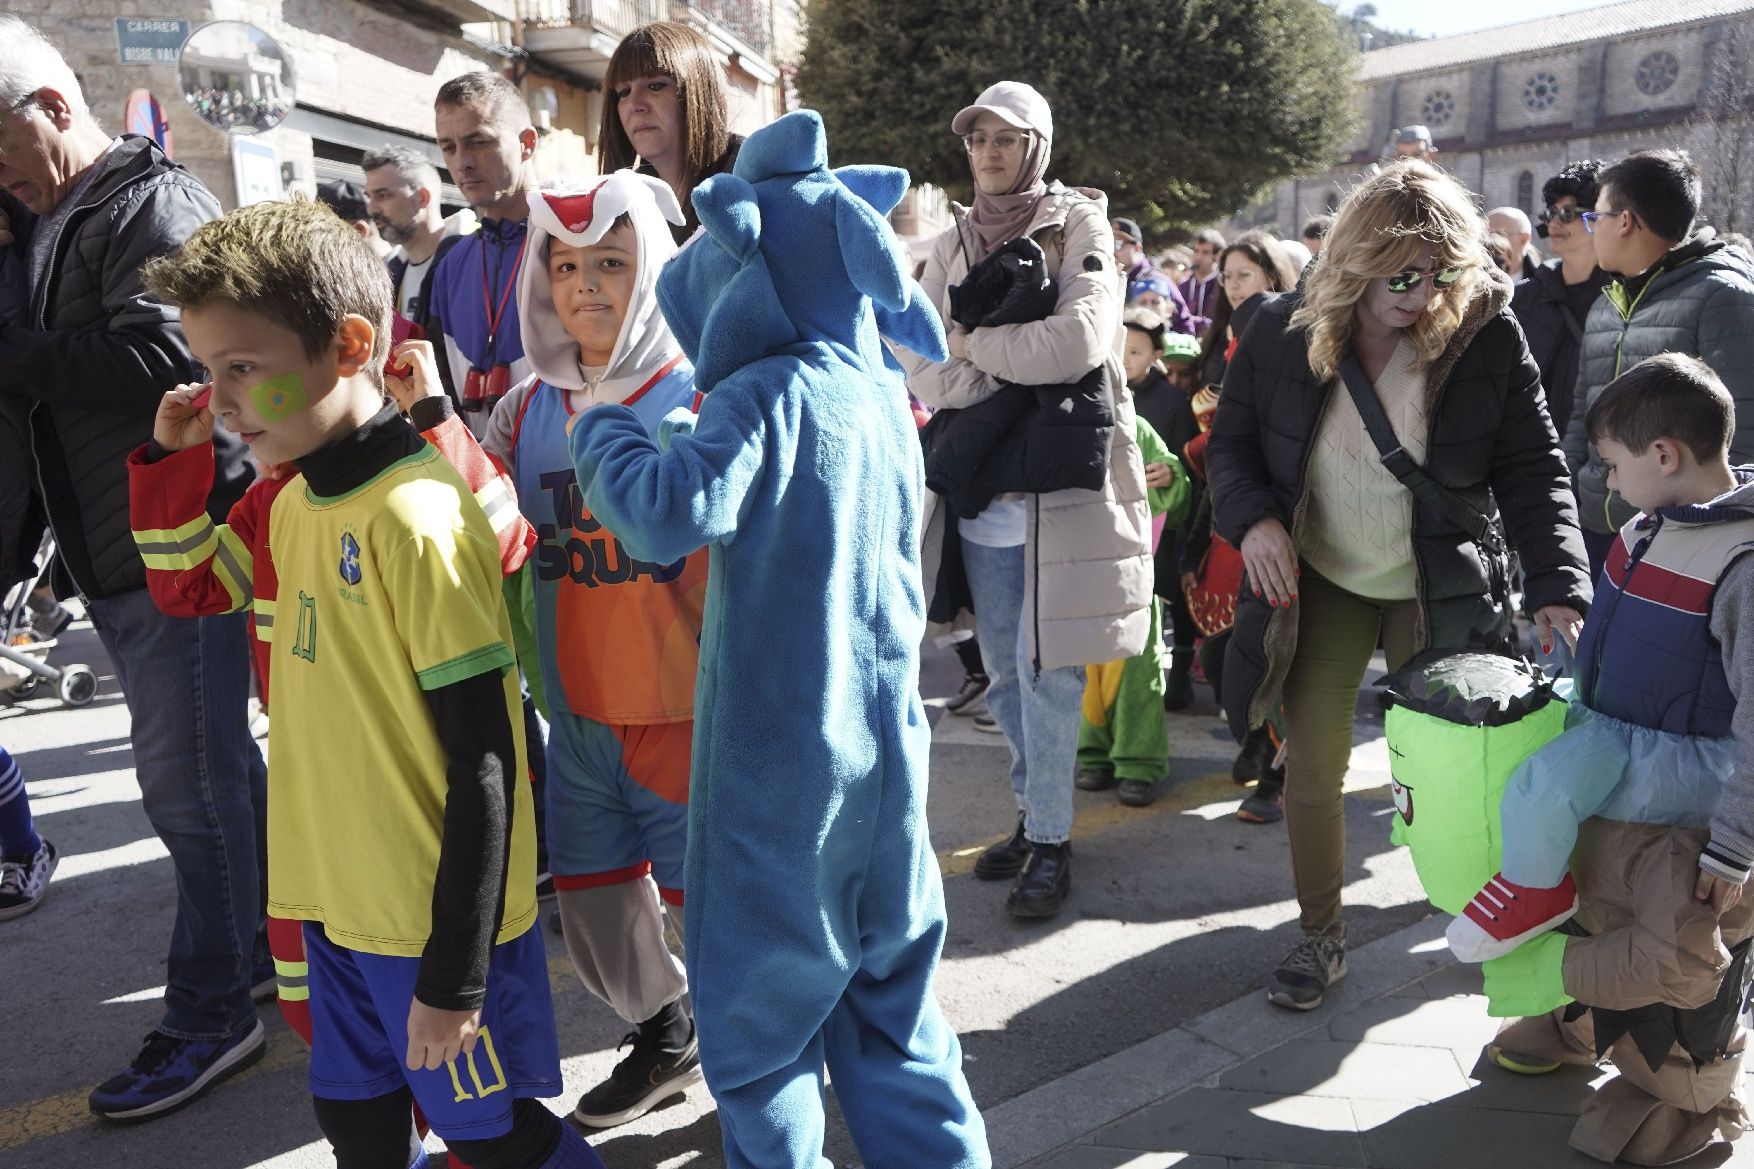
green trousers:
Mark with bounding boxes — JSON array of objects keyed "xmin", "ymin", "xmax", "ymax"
[{"xmin": 1077, "ymin": 596, "xmax": 1169, "ymax": 781}]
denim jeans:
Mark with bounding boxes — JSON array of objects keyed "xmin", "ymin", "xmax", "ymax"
[
  {"xmin": 961, "ymin": 538, "xmax": 1082, "ymax": 844},
  {"xmin": 90, "ymin": 586, "xmax": 267, "ymax": 1040}
]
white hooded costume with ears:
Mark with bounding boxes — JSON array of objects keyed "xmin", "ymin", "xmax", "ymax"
[{"xmin": 484, "ymin": 171, "xmax": 687, "ymax": 465}]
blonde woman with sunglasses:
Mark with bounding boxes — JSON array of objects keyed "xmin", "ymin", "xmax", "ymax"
[{"xmin": 1205, "ymin": 161, "xmax": 1591, "ymax": 1010}]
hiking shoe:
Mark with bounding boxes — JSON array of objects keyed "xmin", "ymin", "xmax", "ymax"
[
  {"xmin": 0, "ymin": 838, "xmax": 58, "ymax": 921},
  {"xmin": 945, "ymin": 671, "xmax": 990, "ymax": 714},
  {"xmin": 1006, "ymin": 841, "xmax": 1070, "ymax": 920},
  {"xmin": 89, "ymin": 1019, "xmax": 266, "ymax": 1122},
  {"xmin": 972, "ymin": 709, "xmax": 1001, "ymax": 733},
  {"xmin": 1266, "ymin": 930, "xmax": 1346, "ymax": 1011},
  {"xmin": 974, "ymin": 814, "xmax": 1030, "ymax": 881},
  {"xmin": 1075, "ymin": 767, "xmax": 1118, "ymax": 792},
  {"xmin": 1117, "ymin": 778, "xmax": 1160, "ymax": 807},
  {"xmin": 1237, "ymin": 787, "xmax": 1284, "ymax": 823},
  {"xmin": 574, "ymin": 1027, "xmax": 704, "ymax": 1128},
  {"xmin": 1447, "ymin": 872, "xmax": 1579, "ymax": 964}
]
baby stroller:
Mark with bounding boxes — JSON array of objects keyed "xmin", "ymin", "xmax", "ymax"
[{"xmin": 2, "ymin": 532, "xmax": 98, "ymax": 708}]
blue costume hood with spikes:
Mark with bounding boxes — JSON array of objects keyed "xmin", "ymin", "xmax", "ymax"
[{"xmin": 566, "ymin": 111, "xmax": 988, "ymax": 1168}]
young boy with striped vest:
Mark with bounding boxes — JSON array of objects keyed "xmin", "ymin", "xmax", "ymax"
[{"xmin": 1447, "ymin": 353, "xmax": 1754, "ymax": 1165}]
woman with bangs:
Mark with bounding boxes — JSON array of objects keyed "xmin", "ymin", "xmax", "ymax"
[
  {"xmin": 1206, "ymin": 161, "xmax": 1591, "ymax": 1010},
  {"xmin": 1195, "ymin": 231, "xmax": 1300, "ymax": 388},
  {"xmin": 599, "ymin": 21, "xmax": 742, "ymax": 243}
]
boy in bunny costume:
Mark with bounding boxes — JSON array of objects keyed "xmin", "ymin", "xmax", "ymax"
[
  {"xmin": 483, "ymin": 170, "xmax": 708, "ymax": 1128},
  {"xmin": 567, "ymin": 112, "xmax": 990, "ymax": 1169}
]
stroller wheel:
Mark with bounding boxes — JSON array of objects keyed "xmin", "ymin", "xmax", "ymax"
[
  {"xmin": 58, "ymin": 665, "xmax": 98, "ymax": 707},
  {"xmin": 8, "ymin": 674, "xmax": 44, "ymax": 699}
]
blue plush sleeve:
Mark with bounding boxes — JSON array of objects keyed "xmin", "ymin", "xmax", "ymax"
[{"xmin": 569, "ymin": 378, "xmax": 773, "ymax": 564}]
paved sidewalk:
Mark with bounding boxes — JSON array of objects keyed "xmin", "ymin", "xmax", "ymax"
[{"xmin": 987, "ymin": 915, "xmax": 1754, "ymax": 1169}]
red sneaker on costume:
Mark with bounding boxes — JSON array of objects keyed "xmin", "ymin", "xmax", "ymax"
[{"xmin": 1446, "ymin": 872, "xmax": 1578, "ymax": 963}]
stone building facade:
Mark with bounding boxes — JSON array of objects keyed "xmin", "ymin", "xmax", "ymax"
[
  {"xmin": 10, "ymin": 0, "xmax": 794, "ymax": 211},
  {"xmin": 1237, "ymin": 0, "xmax": 1754, "ymax": 241}
]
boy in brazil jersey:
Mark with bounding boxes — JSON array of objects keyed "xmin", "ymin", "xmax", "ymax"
[{"xmin": 136, "ymin": 198, "xmax": 604, "ymax": 1169}]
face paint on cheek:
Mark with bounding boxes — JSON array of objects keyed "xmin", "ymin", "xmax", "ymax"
[{"xmin": 251, "ymin": 372, "xmax": 311, "ymax": 423}]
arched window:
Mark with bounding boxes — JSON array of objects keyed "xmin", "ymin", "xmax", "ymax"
[
  {"xmin": 1325, "ymin": 189, "xmax": 1341, "ymax": 213},
  {"xmin": 1517, "ymin": 170, "xmax": 1535, "ymax": 215}
]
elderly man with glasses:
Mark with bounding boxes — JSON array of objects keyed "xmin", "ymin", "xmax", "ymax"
[{"xmin": 0, "ymin": 16, "xmax": 268, "ymax": 1122}]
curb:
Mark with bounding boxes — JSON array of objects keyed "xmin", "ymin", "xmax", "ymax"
[{"xmin": 981, "ymin": 913, "xmax": 1457, "ymax": 1169}]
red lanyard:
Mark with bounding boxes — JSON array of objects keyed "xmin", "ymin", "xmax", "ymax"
[{"xmin": 479, "ymin": 233, "xmax": 529, "ymax": 367}]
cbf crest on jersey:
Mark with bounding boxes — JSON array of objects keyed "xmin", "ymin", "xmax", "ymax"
[{"xmin": 339, "ymin": 532, "xmax": 362, "ymax": 587}]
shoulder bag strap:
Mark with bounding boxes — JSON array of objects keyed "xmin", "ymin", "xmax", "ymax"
[{"xmin": 1338, "ymin": 352, "xmax": 1504, "ymax": 555}]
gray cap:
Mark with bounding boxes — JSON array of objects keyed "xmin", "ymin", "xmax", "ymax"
[
  {"xmin": 1392, "ymin": 125, "xmax": 1433, "ymax": 146},
  {"xmin": 951, "ymin": 80, "xmax": 1053, "ymax": 142}
]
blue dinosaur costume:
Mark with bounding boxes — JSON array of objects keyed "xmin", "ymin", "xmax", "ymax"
[{"xmin": 567, "ymin": 112, "xmax": 990, "ymax": 1169}]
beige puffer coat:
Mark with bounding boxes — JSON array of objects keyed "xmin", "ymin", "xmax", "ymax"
[{"xmin": 900, "ymin": 183, "xmax": 1152, "ymax": 671}]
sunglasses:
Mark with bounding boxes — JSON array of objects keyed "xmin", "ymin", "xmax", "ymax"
[
  {"xmin": 1384, "ymin": 265, "xmax": 1465, "ymax": 293},
  {"xmin": 1540, "ymin": 205, "xmax": 1585, "ymax": 225},
  {"xmin": 1579, "ymin": 209, "xmax": 1630, "ymax": 235}
]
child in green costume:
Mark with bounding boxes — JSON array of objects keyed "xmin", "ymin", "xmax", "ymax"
[{"xmin": 1076, "ymin": 416, "xmax": 1188, "ymax": 807}]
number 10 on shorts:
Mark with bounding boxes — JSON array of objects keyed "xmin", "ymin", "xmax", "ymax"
[{"xmin": 446, "ymin": 1025, "xmax": 508, "ymax": 1103}]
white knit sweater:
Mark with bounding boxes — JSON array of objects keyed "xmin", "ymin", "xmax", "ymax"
[{"xmin": 1300, "ymin": 337, "xmax": 1428, "ymax": 600}]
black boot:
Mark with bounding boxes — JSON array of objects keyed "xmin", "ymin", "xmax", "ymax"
[
  {"xmin": 1164, "ymin": 648, "xmax": 1195, "ymax": 711},
  {"xmin": 1232, "ymin": 727, "xmax": 1272, "ymax": 784},
  {"xmin": 1006, "ymin": 840, "xmax": 1071, "ymax": 919},
  {"xmin": 974, "ymin": 813, "xmax": 1030, "ymax": 881}
]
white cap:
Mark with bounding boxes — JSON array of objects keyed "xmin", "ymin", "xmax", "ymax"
[{"xmin": 951, "ymin": 80, "xmax": 1053, "ymax": 142}]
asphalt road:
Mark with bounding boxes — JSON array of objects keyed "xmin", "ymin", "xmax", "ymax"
[{"xmin": 0, "ymin": 619, "xmax": 1428, "ymax": 1168}]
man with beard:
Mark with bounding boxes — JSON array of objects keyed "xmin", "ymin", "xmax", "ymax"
[{"xmin": 363, "ymin": 144, "xmax": 477, "ymax": 342}]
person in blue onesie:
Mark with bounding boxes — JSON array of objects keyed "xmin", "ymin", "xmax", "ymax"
[{"xmin": 566, "ymin": 110, "xmax": 991, "ymax": 1169}]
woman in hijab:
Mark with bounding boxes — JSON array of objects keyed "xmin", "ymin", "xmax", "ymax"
[{"xmin": 901, "ymin": 81, "xmax": 1151, "ymax": 922}]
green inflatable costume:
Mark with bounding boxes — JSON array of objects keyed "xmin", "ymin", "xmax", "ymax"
[{"xmin": 1380, "ymin": 652, "xmax": 1573, "ymax": 1017}]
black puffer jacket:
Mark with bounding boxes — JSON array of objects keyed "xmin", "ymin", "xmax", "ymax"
[
  {"xmin": 921, "ymin": 238, "xmax": 1112, "ymax": 518},
  {"xmin": 0, "ymin": 136, "xmax": 253, "ymax": 600},
  {"xmin": 0, "ymin": 193, "xmax": 38, "ymax": 592},
  {"xmin": 1509, "ymin": 258, "xmax": 1609, "ymax": 439},
  {"xmin": 1207, "ymin": 279, "xmax": 1591, "ymax": 740}
]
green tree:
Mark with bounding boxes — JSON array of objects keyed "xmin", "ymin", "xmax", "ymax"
[{"xmin": 796, "ymin": 0, "xmax": 1359, "ymax": 235}]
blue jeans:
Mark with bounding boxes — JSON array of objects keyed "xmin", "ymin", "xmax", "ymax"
[
  {"xmin": 960, "ymin": 538, "xmax": 1082, "ymax": 844},
  {"xmin": 90, "ymin": 587, "xmax": 267, "ymax": 1041}
]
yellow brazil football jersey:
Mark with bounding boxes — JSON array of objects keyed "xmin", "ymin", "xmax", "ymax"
[{"xmin": 265, "ymin": 445, "xmax": 536, "ymax": 956}]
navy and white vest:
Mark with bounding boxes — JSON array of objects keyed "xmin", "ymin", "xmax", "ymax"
[{"xmin": 1574, "ymin": 502, "xmax": 1754, "ymax": 737}]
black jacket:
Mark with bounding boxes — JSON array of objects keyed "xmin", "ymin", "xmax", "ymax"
[
  {"xmin": 387, "ymin": 231, "xmax": 467, "ymax": 340},
  {"xmin": 1133, "ymin": 367, "xmax": 1200, "ymax": 597},
  {"xmin": 0, "ymin": 136, "xmax": 253, "ymax": 600},
  {"xmin": 0, "ymin": 193, "xmax": 38, "ymax": 592},
  {"xmin": 1207, "ymin": 281, "xmax": 1591, "ymax": 739},
  {"xmin": 921, "ymin": 238, "xmax": 1112, "ymax": 518},
  {"xmin": 1509, "ymin": 258, "xmax": 1610, "ymax": 439}
]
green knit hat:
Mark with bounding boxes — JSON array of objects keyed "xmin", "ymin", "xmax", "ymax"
[{"xmin": 1161, "ymin": 332, "xmax": 1201, "ymax": 364}]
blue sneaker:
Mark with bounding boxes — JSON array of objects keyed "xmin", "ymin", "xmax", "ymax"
[{"xmin": 89, "ymin": 1019, "xmax": 266, "ymax": 1121}]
